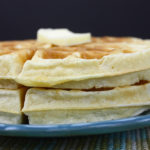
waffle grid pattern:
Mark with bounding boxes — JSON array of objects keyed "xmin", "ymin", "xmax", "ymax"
[{"xmin": 0, "ymin": 128, "xmax": 150, "ymax": 149}]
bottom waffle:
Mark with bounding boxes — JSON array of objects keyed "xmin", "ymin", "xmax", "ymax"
[{"xmin": 23, "ymin": 83, "xmax": 150, "ymax": 124}]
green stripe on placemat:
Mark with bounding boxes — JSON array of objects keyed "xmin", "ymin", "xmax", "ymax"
[{"xmin": 1, "ymin": 128, "xmax": 150, "ymax": 149}]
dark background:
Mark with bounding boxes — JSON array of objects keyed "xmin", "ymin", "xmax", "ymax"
[{"xmin": 0, "ymin": 0, "xmax": 149, "ymax": 40}]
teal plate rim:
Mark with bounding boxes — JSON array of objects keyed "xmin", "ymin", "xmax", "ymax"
[{"xmin": 1, "ymin": 114, "xmax": 150, "ymax": 137}]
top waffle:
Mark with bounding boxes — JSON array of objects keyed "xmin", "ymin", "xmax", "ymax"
[
  {"xmin": 15, "ymin": 37, "xmax": 150, "ymax": 87},
  {"xmin": 0, "ymin": 40, "xmax": 36, "ymax": 78},
  {"xmin": 0, "ymin": 40, "xmax": 53, "ymax": 90}
]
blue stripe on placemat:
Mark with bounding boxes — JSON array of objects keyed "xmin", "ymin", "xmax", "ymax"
[
  {"xmin": 141, "ymin": 128, "xmax": 149, "ymax": 150},
  {"xmin": 108, "ymin": 133, "xmax": 114, "ymax": 150},
  {"xmin": 114, "ymin": 133, "xmax": 120, "ymax": 150},
  {"xmin": 95, "ymin": 136, "xmax": 102, "ymax": 150},
  {"xmin": 120, "ymin": 132, "xmax": 126, "ymax": 150},
  {"xmin": 0, "ymin": 128, "xmax": 150, "ymax": 149}
]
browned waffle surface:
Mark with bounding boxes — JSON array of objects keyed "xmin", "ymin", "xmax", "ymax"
[
  {"xmin": 0, "ymin": 40, "xmax": 35, "ymax": 55},
  {"xmin": 39, "ymin": 37, "xmax": 150, "ymax": 59}
]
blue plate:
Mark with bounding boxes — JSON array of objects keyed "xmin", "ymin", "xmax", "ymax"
[{"xmin": 0, "ymin": 114, "xmax": 150, "ymax": 137}]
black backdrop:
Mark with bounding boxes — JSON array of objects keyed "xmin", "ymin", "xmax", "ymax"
[{"xmin": 0, "ymin": 0, "xmax": 150, "ymax": 40}]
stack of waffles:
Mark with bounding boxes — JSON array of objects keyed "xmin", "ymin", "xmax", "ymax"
[
  {"xmin": 0, "ymin": 40, "xmax": 35, "ymax": 124},
  {"xmin": 1, "ymin": 29, "xmax": 150, "ymax": 124}
]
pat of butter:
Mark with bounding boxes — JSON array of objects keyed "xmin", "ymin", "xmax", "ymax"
[{"xmin": 37, "ymin": 28, "xmax": 91, "ymax": 46}]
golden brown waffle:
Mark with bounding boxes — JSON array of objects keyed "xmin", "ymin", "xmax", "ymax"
[
  {"xmin": 16, "ymin": 36, "xmax": 150, "ymax": 87},
  {"xmin": 0, "ymin": 40, "xmax": 52, "ymax": 89}
]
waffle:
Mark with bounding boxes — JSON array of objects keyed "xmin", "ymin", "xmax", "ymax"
[
  {"xmin": 0, "ymin": 40, "xmax": 34, "ymax": 88},
  {"xmin": 0, "ymin": 40, "xmax": 51, "ymax": 89},
  {"xmin": 16, "ymin": 37, "xmax": 150, "ymax": 88},
  {"xmin": 23, "ymin": 83, "xmax": 150, "ymax": 111},
  {"xmin": 0, "ymin": 88, "xmax": 26, "ymax": 124},
  {"xmin": 23, "ymin": 84, "xmax": 150, "ymax": 124}
]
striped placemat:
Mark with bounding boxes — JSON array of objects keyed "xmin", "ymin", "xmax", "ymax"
[{"xmin": 0, "ymin": 127, "xmax": 150, "ymax": 149}]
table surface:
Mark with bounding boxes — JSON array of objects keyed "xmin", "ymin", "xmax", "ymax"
[{"xmin": 0, "ymin": 127, "xmax": 150, "ymax": 150}]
